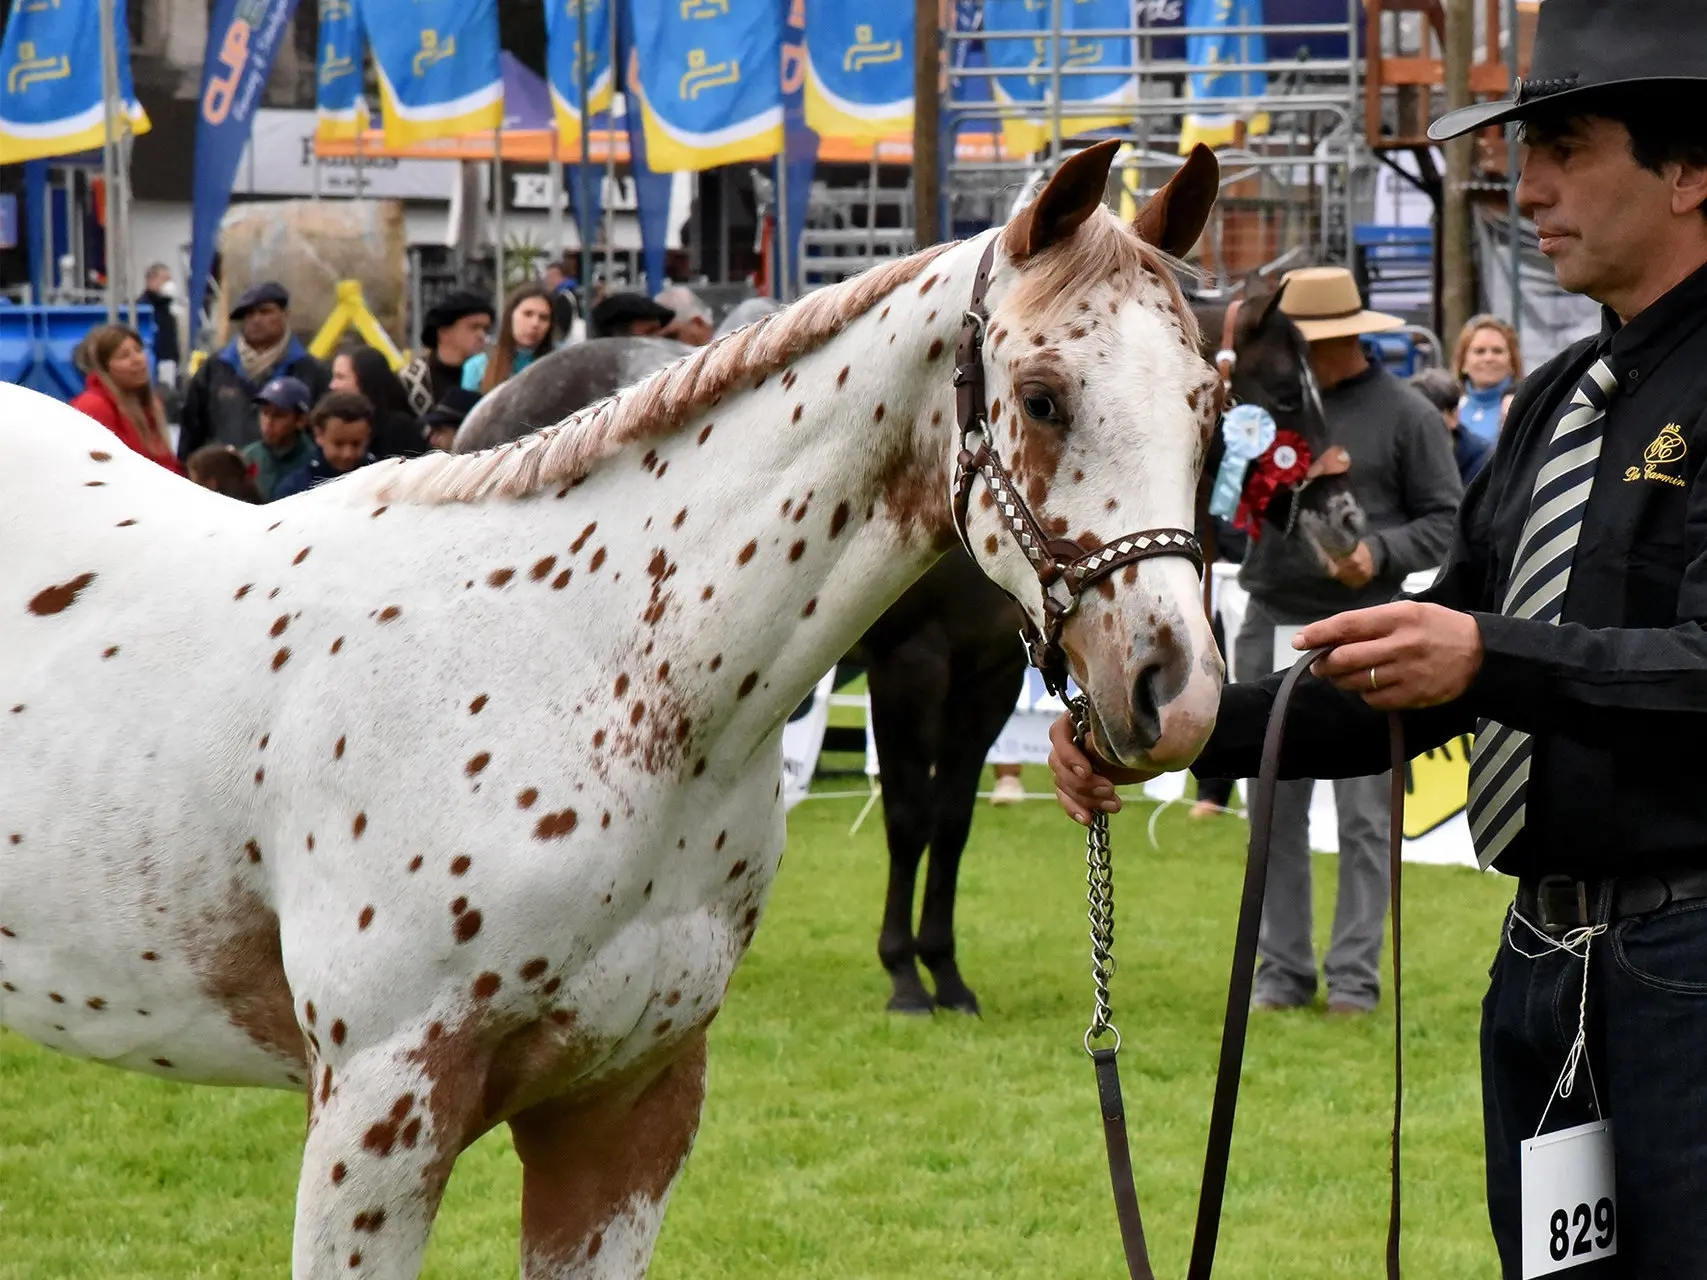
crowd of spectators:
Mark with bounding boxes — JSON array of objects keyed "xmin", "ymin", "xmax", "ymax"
[
  {"xmin": 71, "ymin": 256, "xmax": 726, "ymax": 502},
  {"xmin": 70, "ymin": 260, "xmax": 1523, "ymax": 536}
]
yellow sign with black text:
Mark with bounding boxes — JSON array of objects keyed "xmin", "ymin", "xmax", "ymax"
[{"xmin": 1403, "ymin": 732, "xmax": 1474, "ymax": 839}]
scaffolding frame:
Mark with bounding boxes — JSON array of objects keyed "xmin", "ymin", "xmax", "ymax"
[{"xmin": 939, "ymin": 1, "xmax": 1367, "ymax": 287}]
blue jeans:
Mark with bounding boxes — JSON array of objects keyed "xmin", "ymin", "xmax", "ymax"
[{"xmin": 1482, "ymin": 893, "xmax": 1707, "ymax": 1276}]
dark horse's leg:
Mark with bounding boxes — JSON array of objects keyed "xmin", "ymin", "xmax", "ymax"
[
  {"xmin": 914, "ymin": 634, "xmax": 1028, "ymax": 1015},
  {"xmin": 866, "ymin": 632, "xmax": 948, "ymax": 1015}
]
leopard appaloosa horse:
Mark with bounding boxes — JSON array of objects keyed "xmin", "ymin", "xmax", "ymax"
[{"xmin": 0, "ymin": 140, "xmax": 1225, "ymax": 1278}]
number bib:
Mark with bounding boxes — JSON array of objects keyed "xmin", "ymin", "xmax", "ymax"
[{"xmin": 1521, "ymin": 1119, "xmax": 1617, "ymax": 1276}]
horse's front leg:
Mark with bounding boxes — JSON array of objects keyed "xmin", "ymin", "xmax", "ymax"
[
  {"xmin": 867, "ymin": 644, "xmax": 948, "ymax": 1015},
  {"xmin": 508, "ymin": 1032, "xmax": 709, "ymax": 1278},
  {"xmin": 915, "ymin": 646, "xmax": 1025, "ymax": 1016},
  {"xmin": 293, "ymin": 1033, "xmax": 480, "ymax": 1280}
]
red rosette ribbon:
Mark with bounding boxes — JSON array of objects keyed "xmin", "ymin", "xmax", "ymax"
[{"xmin": 1232, "ymin": 430, "xmax": 1314, "ymax": 542}]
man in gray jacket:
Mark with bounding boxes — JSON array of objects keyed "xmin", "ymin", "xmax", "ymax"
[{"xmin": 1236, "ymin": 267, "xmax": 1463, "ymax": 1015}]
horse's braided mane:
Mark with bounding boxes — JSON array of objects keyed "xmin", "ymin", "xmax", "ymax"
[
  {"xmin": 367, "ymin": 211, "xmax": 1202, "ymax": 508},
  {"xmin": 370, "ymin": 239, "xmax": 960, "ymax": 506}
]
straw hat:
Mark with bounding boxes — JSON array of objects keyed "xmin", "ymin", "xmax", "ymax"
[{"xmin": 1278, "ymin": 267, "xmax": 1405, "ymax": 342}]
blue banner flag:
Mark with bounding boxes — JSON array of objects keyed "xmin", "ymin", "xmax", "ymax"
[
  {"xmin": 980, "ymin": 0, "xmax": 1046, "ymax": 158},
  {"xmin": 360, "ymin": 0, "xmax": 503, "ymax": 148},
  {"xmin": 628, "ymin": 0, "xmax": 783, "ymax": 172},
  {"xmin": 803, "ymin": 7, "xmax": 910, "ymax": 139},
  {"xmin": 316, "ymin": 0, "xmax": 368, "ymax": 143},
  {"xmin": 615, "ymin": 26, "xmax": 676, "ymax": 297},
  {"xmin": 545, "ymin": 0, "xmax": 616, "ymax": 154},
  {"xmin": 1180, "ymin": 0, "xmax": 1271, "ymax": 152},
  {"xmin": 0, "ymin": 0, "xmax": 150, "ymax": 164},
  {"xmin": 188, "ymin": 0, "xmax": 301, "ymax": 350},
  {"xmin": 778, "ymin": 0, "xmax": 816, "ymax": 299},
  {"xmin": 983, "ymin": 0, "xmax": 1136, "ymax": 157}
]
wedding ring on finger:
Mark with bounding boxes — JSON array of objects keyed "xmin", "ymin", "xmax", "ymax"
[{"xmin": 1369, "ymin": 667, "xmax": 1380, "ymax": 691}]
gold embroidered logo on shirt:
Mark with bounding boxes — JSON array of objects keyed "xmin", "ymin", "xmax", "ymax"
[{"xmin": 1625, "ymin": 423, "xmax": 1688, "ymax": 487}]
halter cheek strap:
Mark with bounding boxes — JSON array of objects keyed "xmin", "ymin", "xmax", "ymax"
[{"xmin": 948, "ymin": 236, "xmax": 1205, "ymax": 697}]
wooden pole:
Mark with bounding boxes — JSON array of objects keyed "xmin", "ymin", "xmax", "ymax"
[
  {"xmin": 98, "ymin": 0, "xmax": 119, "ymax": 320},
  {"xmin": 912, "ymin": 0, "xmax": 941, "ymax": 246},
  {"xmin": 1441, "ymin": 0, "xmax": 1476, "ymax": 344}
]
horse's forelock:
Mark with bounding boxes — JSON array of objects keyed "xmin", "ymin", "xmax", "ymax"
[{"xmin": 999, "ymin": 209, "xmax": 1203, "ymax": 354}]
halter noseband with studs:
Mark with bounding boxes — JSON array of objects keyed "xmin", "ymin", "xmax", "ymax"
[{"xmin": 948, "ymin": 236, "xmax": 1205, "ymax": 700}]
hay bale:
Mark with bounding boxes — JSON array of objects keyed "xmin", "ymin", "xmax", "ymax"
[{"xmin": 216, "ymin": 200, "xmax": 408, "ymax": 348}]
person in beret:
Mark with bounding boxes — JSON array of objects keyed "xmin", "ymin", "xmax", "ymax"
[{"xmin": 177, "ymin": 280, "xmax": 330, "ymax": 462}]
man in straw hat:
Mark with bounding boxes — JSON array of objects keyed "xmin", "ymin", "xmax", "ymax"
[
  {"xmin": 1052, "ymin": 0, "xmax": 1707, "ymax": 1268},
  {"xmin": 1228, "ymin": 265, "xmax": 1462, "ymax": 1021}
]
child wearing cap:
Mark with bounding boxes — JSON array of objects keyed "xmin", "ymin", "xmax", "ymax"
[
  {"xmin": 421, "ymin": 387, "xmax": 482, "ymax": 452},
  {"xmin": 271, "ymin": 392, "xmax": 378, "ymax": 500},
  {"xmin": 241, "ymin": 376, "xmax": 313, "ymax": 501}
]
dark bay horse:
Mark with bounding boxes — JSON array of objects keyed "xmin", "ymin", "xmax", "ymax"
[
  {"xmin": 849, "ymin": 279, "xmax": 1367, "ymax": 1017},
  {"xmin": 453, "ymin": 336, "xmax": 692, "ymax": 453},
  {"xmin": 451, "ymin": 284, "xmax": 1360, "ymax": 1018}
]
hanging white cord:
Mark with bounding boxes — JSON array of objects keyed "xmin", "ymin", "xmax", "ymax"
[{"xmin": 1506, "ymin": 907, "xmax": 1608, "ymax": 1131}]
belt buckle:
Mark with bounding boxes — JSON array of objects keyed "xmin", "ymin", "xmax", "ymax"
[{"xmin": 1534, "ymin": 874, "xmax": 1590, "ymax": 938}]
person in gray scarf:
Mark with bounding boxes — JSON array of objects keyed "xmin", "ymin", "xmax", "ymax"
[{"xmin": 178, "ymin": 282, "xmax": 331, "ymax": 462}]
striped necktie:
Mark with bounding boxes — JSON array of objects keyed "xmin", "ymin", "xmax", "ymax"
[{"xmin": 1465, "ymin": 357, "xmax": 1619, "ymax": 869}]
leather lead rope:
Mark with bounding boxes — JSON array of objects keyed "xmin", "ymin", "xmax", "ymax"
[{"xmin": 1086, "ymin": 647, "xmax": 1405, "ymax": 1279}]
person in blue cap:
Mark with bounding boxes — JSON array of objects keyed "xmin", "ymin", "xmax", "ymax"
[
  {"xmin": 177, "ymin": 281, "xmax": 330, "ymax": 464},
  {"xmin": 271, "ymin": 391, "xmax": 379, "ymax": 500},
  {"xmin": 240, "ymin": 375, "xmax": 314, "ymax": 501}
]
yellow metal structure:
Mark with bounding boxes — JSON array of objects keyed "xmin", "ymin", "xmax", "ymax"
[{"xmin": 308, "ymin": 280, "xmax": 406, "ymax": 371}]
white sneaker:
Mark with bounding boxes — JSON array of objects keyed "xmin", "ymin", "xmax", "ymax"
[{"xmin": 990, "ymin": 774, "xmax": 1026, "ymax": 806}]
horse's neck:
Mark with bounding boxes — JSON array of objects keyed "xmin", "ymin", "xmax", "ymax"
[{"xmin": 547, "ymin": 243, "xmax": 977, "ymax": 760}]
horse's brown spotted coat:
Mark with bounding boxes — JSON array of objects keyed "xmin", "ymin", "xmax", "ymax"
[{"xmin": 0, "ymin": 141, "xmax": 1223, "ymax": 1279}]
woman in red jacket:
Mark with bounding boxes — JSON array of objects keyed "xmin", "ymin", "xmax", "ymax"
[{"xmin": 69, "ymin": 324, "xmax": 183, "ymax": 475}]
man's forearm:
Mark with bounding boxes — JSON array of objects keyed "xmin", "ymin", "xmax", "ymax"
[{"xmin": 1191, "ymin": 671, "xmax": 1474, "ymax": 781}]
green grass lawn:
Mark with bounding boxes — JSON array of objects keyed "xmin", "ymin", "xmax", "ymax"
[{"xmin": 0, "ymin": 767, "xmax": 1511, "ymax": 1278}]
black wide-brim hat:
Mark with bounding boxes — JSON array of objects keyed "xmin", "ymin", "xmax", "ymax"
[
  {"xmin": 420, "ymin": 290, "xmax": 497, "ymax": 347},
  {"xmin": 1429, "ymin": 0, "xmax": 1707, "ymax": 141},
  {"xmin": 590, "ymin": 292, "xmax": 675, "ymax": 334}
]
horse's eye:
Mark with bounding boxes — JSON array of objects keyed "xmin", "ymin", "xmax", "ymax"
[{"xmin": 1023, "ymin": 393, "xmax": 1058, "ymax": 421}]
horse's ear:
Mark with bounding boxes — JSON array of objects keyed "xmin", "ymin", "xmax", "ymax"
[
  {"xmin": 1132, "ymin": 144, "xmax": 1221, "ymax": 257},
  {"xmin": 1007, "ymin": 138, "xmax": 1121, "ymax": 261}
]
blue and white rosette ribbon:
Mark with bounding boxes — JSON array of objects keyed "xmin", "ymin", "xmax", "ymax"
[{"xmin": 1207, "ymin": 404, "xmax": 1277, "ymax": 520}]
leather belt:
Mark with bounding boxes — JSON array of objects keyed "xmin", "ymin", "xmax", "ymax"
[{"xmin": 1515, "ymin": 869, "xmax": 1707, "ymax": 937}]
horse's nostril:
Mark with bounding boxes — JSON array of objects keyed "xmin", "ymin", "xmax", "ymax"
[{"xmin": 1131, "ymin": 663, "xmax": 1164, "ymax": 750}]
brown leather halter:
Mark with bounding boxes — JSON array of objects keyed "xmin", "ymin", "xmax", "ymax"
[{"xmin": 948, "ymin": 237, "xmax": 1204, "ymax": 701}]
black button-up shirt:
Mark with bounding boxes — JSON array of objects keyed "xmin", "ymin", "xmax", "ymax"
[{"xmin": 1193, "ymin": 258, "xmax": 1707, "ymax": 878}]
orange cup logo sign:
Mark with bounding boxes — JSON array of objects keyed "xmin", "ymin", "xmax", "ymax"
[{"xmin": 203, "ymin": 20, "xmax": 253, "ymax": 125}]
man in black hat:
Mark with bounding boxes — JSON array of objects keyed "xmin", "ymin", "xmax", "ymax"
[
  {"xmin": 398, "ymin": 290, "xmax": 495, "ymax": 417},
  {"xmin": 588, "ymin": 292, "xmax": 674, "ymax": 339},
  {"xmin": 178, "ymin": 280, "xmax": 331, "ymax": 462},
  {"xmin": 1049, "ymin": 0, "xmax": 1707, "ymax": 1269}
]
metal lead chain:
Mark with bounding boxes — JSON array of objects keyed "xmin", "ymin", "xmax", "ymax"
[{"xmin": 1069, "ymin": 692, "xmax": 1121, "ymax": 1056}]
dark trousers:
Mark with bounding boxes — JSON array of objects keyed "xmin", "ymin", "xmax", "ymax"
[
  {"xmin": 1483, "ymin": 893, "xmax": 1707, "ymax": 1276},
  {"xmin": 1197, "ymin": 604, "xmax": 1236, "ymax": 808}
]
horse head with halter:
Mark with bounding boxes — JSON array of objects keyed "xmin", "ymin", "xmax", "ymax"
[
  {"xmin": 944, "ymin": 139, "xmax": 1226, "ymax": 776},
  {"xmin": 1212, "ymin": 271, "xmax": 1376, "ymax": 571}
]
